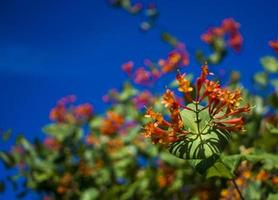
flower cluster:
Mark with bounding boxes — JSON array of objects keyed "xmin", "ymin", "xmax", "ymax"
[
  {"xmin": 122, "ymin": 43, "xmax": 189, "ymax": 85},
  {"xmin": 202, "ymin": 18, "xmax": 243, "ymax": 52},
  {"xmin": 50, "ymin": 95, "xmax": 93, "ymax": 124},
  {"xmin": 144, "ymin": 90, "xmax": 188, "ymax": 145},
  {"xmin": 143, "ymin": 65, "xmax": 250, "ymax": 145},
  {"xmin": 100, "ymin": 111, "xmax": 125, "ymax": 135},
  {"xmin": 158, "ymin": 43, "xmax": 189, "ymax": 73}
]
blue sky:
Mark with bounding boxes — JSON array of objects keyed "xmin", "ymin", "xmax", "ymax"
[{"xmin": 0, "ymin": 0, "xmax": 278, "ymax": 198}]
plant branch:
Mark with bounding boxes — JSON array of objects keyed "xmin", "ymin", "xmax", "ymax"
[{"xmin": 231, "ymin": 179, "xmax": 245, "ymax": 200}]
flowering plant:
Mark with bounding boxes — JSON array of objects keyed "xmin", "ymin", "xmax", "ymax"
[{"xmin": 0, "ymin": 2, "xmax": 278, "ymax": 200}]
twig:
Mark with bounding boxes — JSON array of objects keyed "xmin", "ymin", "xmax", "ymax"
[{"xmin": 231, "ymin": 179, "xmax": 245, "ymax": 200}]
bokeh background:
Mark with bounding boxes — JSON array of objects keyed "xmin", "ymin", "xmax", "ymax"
[{"xmin": 0, "ymin": 0, "xmax": 278, "ymax": 199}]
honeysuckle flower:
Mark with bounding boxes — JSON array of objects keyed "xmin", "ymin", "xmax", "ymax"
[
  {"xmin": 85, "ymin": 134, "xmax": 97, "ymax": 145},
  {"xmin": 132, "ymin": 90, "xmax": 155, "ymax": 109},
  {"xmin": 228, "ymin": 33, "xmax": 243, "ymax": 52},
  {"xmin": 201, "ymin": 27, "xmax": 225, "ymax": 44},
  {"xmin": 156, "ymin": 162, "xmax": 175, "ymax": 188},
  {"xmin": 134, "ymin": 67, "xmax": 153, "ymax": 85},
  {"xmin": 100, "ymin": 111, "xmax": 124, "ymax": 135},
  {"xmin": 256, "ymin": 170, "xmax": 269, "ymax": 181},
  {"xmin": 272, "ymin": 176, "xmax": 278, "ymax": 184},
  {"xmin": 74, "ymin": 103, "xmax": 93, "ymax": 119},
  {"xmin": 176, "ymin": 73, "xmax": 193, "ymax": 94},
  {"xmin": 122, "ymin": 60, "xmax": 134, "ymax": 76},
  {"xmin": 43, "ymin": 137, "xmax": 60, "ymax": 150},
  {"xmin": 50, "ymin": 96, "xmax": 93, "ymax": 124},
  {"xmin": 144, "ymin": 91, "xmax": 188, "ymax": 145},
  {"xmin": 143, "ymin": 65, "xmax": 250, "ymax": 145},
  {"xmin": 269, "ymin": 40, "xmax": 278, "ymax": 54},
  {"xmin": 159, "ymin": 43, "xmax": 189, "ymax": 73},
  {"xmin": 222, "ymin": 18, "xmax": 240, "ymax": 34},
  {"xmin": 201, "ymin": 18, "xmax": 243, "ymax": 52}
]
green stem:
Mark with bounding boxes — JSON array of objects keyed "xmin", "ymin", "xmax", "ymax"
[{"xmin": 195, "ymin": 101, "xmax": 201, "ymax": 134}]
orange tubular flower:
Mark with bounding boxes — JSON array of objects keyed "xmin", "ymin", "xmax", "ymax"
[
  {"xmin": 176, "ymin": 73, "xmax": 193, "ymax": 93},
  {"xmin": 143, "ymin": 65, "xmax": 250, "ymax": 146},
  {"xmin": 144, "ymin": 90, "xmax": 188, "ymax": 145},
  {"xmin": 176, "ymin": 73, "xmax": 193, "ymax": 102},
  {"xmin": 159, "ymin": 43, "xmax": 189, "ymax": 73}
]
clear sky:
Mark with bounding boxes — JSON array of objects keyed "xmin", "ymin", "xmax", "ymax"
[{"xmin": 0, "ymin": 0, "xmax": 278, "ymax": 198}]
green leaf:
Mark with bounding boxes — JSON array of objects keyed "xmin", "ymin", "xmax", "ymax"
[
  {"xmin": 261, "ymin": 56, "xmax": 278, "ymax": 73},
  {"xmin": 205, "ymin": 160, "xmax": 234, "ymax": 179},
  {"xmin": 221, "ymin": 152, "xmax": 278, "ymax": 170},
  {"xmin": 265, "ymin": 123, "xmax": 278, "ymax": 134},
  {"xmin": 208, "ymin": 52, "xmax": 222, "ymax": 64},
  {"xmin": 221, "ymin": 154, "xmax": 242, "ymax": 173},
  {"xmin": 213, "ymin": 37, "xmax": 226, "ymax": 52},
  {"xmin": 43, "ymin": 123, "xmax": 76, "ymax": 141},
  {"xmin": 270, "ymin": 79, "xmax": 278, "ymax": 89},
  {"xmin": 189, "ymin": 154, "xmax": 219, "ymax": 174},
  {"xmin": 245, "ymin": 181, "xmax": 261, "ymax": 200},
  {"xmin": 118, "ymin": 83, "xmax": 138, "ymax": 101},
  {"xmin": 169, "ymin": 104, "xmax": 230, "ymax": 159},
  {"xmin": 160, "ymin": 151, "xmax": 185, "ymax": 166},
  {"xmin": 89, "ymin": 116, "xmax": 103, "ymax": 129},
  {"xmin": 161, "ymin": 32, "xmax": 178, "ymax": 47},
  {"xmin": 244, "ymin": 153, "xmax": 278, "ymax": 170},
  {"xmin": 81, "ymin": 188, "xmax": 100, "ymax": 200},
  {"xmin": 254, "ymin": 71, "xmax": 268, "ymax": 86},
  {"xmin": 122, "ymin": 125, "xmax": 141, "ymax": 143},
  {"xmin": 16, "ymin": 136, "xmax": 34, "ymax": 153},
  {"xmin": 0, "ymin": 152, "xmax": 15, "ymax": 168},
  {"xmin": 267, "ymin": 193, "xmax": 278, "ymax": 200}
]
